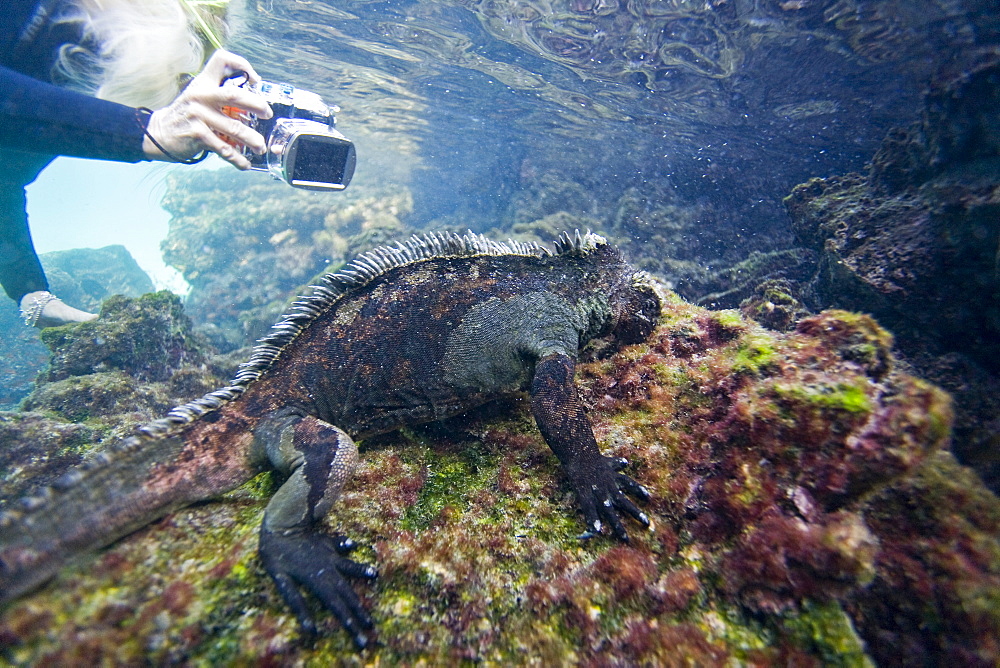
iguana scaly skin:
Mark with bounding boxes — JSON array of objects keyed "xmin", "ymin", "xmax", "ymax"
[{"xmin": 0, "ymin": 231, "xmax": 661, "ymax": 647}]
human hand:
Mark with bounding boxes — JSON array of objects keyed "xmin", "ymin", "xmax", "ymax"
[{"xmin": 142, "ymin": 49, "xmax": 273, "ymax": 169}]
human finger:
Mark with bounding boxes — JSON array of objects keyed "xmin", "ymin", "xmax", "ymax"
[
  {"xmin": 201, "ymin": 105, "xmax": 267, "ymax": 154},
  {"xmin": 216, "ymin": 81, "xmax": 273, "ymax": 119},
  {"xmin": 199, "ymin": 48, "xmax": 261, "ymax": 85},
  {"xmin": 185, "ymin": 54, "xmax": 273, "ymax": 119},
  {"xmin": 187, "ymin": 120, "xmax": 253, "ymax": 169}
]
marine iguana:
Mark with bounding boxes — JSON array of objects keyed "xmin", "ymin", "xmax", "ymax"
[{"xmin": 0, "ymin": 230, "xmax": 661, "ymax": 648}]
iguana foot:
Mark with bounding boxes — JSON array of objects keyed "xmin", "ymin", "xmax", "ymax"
[
  {"xmin": 570, "ymin": 455, "xmax": 651, "ymax": 542},
  {"xmin": 259, "ymin": 527, "xmax": 377, "ymax": 648}
]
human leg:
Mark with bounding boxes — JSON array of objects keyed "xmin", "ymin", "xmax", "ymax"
[{"xmin": 2, "ymin": 162, "xmax": 98, "ymax": 327}]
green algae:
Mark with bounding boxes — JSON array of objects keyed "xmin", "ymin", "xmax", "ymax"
[
  {"xmin": 772, "ymin": 380, "xmax": 873, "ymax": 415},
  {"xmin": 729, "ymin": 331, "xmax": 779, "ymax": 376},
  {"xmin": 782, "ymin": 601, "xmax": 874, "ymax": 667},
  {"xmin": 3, "ymin": 288, "xmax": 997, "ymax": 664},
  {"xmin": 401, "ymin": 451, "xmax": 499, "ymax": 532},
  {"xmin": 697, "ymin": 603, "xmax": 771, "ymax": 656},
  {"xmin": 710, "ymin": 308, "xmax": 746, "ymax": 333}
]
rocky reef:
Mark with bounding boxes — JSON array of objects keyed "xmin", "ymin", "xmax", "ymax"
[
  {"xmin": 0, "ymin": 245, "xmax": 154, "ymax": 410},
  {"xmin": 159, "ymin": 168, "xmax": 415, "ymax": 351},
  {"xmin": 158, "ymin": 165, "xmax": 777, "ymax": 354},
  {"xmin": 0, "ymin": 292, "xmax": 226, "ymax": 505},
  {"xmin": 784, "ymin": 50, "xmax": 1000, "ymax": 491},
  {"xmin": 1, "ymin": 287, "xmax": 996, "ymax": 665}
]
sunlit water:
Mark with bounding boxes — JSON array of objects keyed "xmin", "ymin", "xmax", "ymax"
[
  {"xmin": 232, "ymin": 0, "xmax": 982, "ymax": 225},
  {"xmin": 23, "ymin": 0, "xmax": 991, "ymax": 289}
]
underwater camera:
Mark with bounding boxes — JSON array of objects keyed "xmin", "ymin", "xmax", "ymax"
[{"xmin": 222, "ymin": 73, "xmax": 356, "ymax": 191}]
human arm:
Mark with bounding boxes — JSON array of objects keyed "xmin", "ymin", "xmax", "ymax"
[
  {"xmin": 0, "ymin": 50, "xmax": 272, "ymax": 169},
  {"xmin": 0, "ymin": 65, "xmax": 148, "ymax": 162}
]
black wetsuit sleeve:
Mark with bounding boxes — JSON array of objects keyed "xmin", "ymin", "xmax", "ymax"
[{"xmin": 0, "ymin": 65, "xmax": 149, "ymax": 163}]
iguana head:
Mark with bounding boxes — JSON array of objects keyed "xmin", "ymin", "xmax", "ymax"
[
  {"xmin": 609, "ymin": 273, "xmax": 661, "ymax": 345},
  {"xmin": 556, "ymin": 231, "xmax": 662, "ymax": 348}
]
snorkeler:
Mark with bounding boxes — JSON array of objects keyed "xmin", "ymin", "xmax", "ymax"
[{"xmin": 1, "ymin": 0, "xmax": 273, "ymax": 328}]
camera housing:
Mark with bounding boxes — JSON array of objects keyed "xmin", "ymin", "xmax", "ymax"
[{"xmin": 228, "ymin": 79, "xmax": 356, "ymax": 191}]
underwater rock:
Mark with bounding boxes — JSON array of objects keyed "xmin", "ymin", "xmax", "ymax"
[
  {"xmin": 0, "ymin": 293, "xmax": 226, "ymax": 509},
  {"xmin": 3, "ymin": 287, "xmax": 993, "ymax": 665},
  {"xmin": 0, "ymin": 245, "xmax": 155, "ymax": 410},
  {"xmin": 509, "ymin": 171, "xmax": 603, "ymax": 228},
  {"xmin": 785, "ymin": 51, "xmax": 1000, "ymax": 490},
  {"xmin": 684, "ymin": 249, "xmax": 818, "ymax": 315},
  {"xmin": 786, "ymin": 51, "xmax": 1000, "ymax": 365},
  {"xmin": 158, "ymin": 155, "xmax": 786, "ymax": 359},
  {"xmin": 39, "ymin": 245, "xmax": 154, "ymax": 314},
  {"xmin": 737, "ymin": 279, "xmax": 813, "ymax": 332},
  {"xmin": 506, "ymin": 177, "xmax": 789, "ymax": 304},
  {"xmin": 160, "ymin": 168, "xmax": 415, "ymax": 351},
  {"xmin": 39, "ymin": 292, "xmax": 207, "ymax": 384},
  {"xmin": 0, "ymin": 412, "xmax": 106, "ymax": 508},
  {"xmin": 607, "ymin": 185, "xmax": 738, "ymax": 270},
  {"xmin": 847, "ymin": 450, "xmax": 1000, "ymax": 667},
  {"xmin": 911, "ymin": 352, "xmax": 1000, "ymax": 493},
  {"xmin": 867, "ymin": 48, "xmax": 1000, "ymax": 193}
]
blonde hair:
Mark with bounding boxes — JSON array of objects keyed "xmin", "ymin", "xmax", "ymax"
[{"xmin": 53, "ymin": 0, "xmax": 228, "ymax": 109}]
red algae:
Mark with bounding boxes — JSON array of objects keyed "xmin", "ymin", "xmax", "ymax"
[
  {"xmin": 649, "ymin": 567, "xmax": 702, "ymax": 614},
  {"xmin": 589, "ymin": 546, "xmax": 657, "ymax": 599},
  {"xmin": 2, "ymin": 292, "xmax": 995, "ymax": 665},
  {"xmin": 720, "ymin": 511, "xmax": 878, "ymax": 613},
  {"xmin": 614, "ymin": 619, "xmax": 730, "ymax": 667}
]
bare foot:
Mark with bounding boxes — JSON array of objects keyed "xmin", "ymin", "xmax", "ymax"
[{"xmin": 19, "ymin": 291, "xmax": 98, "ymax": 328}]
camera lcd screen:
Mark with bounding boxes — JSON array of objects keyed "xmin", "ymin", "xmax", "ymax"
[{"xmin": 290, "ymin": 136, "xmax": 355, "ymax": 189}]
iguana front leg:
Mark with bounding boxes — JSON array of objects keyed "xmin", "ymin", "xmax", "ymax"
[
  {"xmin": 254, "ymin": 412, "xmax": 377, "ymax": 647},
  {"xmin": 530, "ymin": 353, "xmax": 651, "ymax": 541}
]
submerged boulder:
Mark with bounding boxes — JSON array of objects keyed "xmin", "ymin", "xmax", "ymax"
[
  {"xmin": 38, "ymin": 291, "xmax": 207, "ymax": 384},
  {"xmin": 1, "ymin": 288, "xmax": 994, "ymax": 665},
  {"xmin": 0, "ymin": 293, "xmax": 225, "ymax": 507},
  {"xmin": 39, "ymin": 245, "xmax": 155, "ymax": 314},
  {"xmin": 785, "ymin": 51, "xmax": 1000, "ymax": 366},
  {"xmin": 785, "ymin": 51, "xmax": 1000, "ymax": 491},
  {"xmin": 0, "ymin": 245, "xmax": 154, "ymax": 410}
]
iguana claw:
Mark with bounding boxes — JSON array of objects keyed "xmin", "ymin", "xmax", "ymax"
[
  {"xmin": 569, "ymin": 455, "xmax": 651, "ymax": 543},
  {"xmin": 259, "ymin": 527, "xmax": 377, "ymax": 648}
]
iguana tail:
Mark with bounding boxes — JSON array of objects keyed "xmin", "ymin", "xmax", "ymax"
[{"xmin": 0, "ymin": 424, "xmax": 257, "ymax": 606}]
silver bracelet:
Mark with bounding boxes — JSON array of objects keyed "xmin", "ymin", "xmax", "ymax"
[{"xmin": 20, "ymin": 291, "xmax": 58, "ymax": 327}]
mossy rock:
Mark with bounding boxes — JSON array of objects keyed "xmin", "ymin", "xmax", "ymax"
[
  {"xmin": 1, "ymin": 296, "xmax": 996, "ymax": 665},
  {"xmin": 40, "ymin": 292, "xmax": 207, "ymax": 383},
  {"xmin": 22, "ymin": 371, "xmax": 147, "ymax": 423}
]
